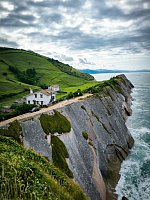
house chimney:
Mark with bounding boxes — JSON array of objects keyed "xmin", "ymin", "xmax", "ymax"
[{"xmin": 30, "ymin": 88, "xmax": 33, "ymax": 94}]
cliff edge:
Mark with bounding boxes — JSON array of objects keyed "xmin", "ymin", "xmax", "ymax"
[{"xmin": 0, "ymin": 74, "xmax": 134, "ymax": 200}]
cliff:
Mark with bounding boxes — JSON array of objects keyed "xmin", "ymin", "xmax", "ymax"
[{"xmin": 0, "ymin": 74, "xmax": 134, "ymax": 200}]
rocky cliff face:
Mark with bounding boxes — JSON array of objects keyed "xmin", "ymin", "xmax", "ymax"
[{"xmin": 0, "ymin": 75, "xmax": 134, "ymax": 200}]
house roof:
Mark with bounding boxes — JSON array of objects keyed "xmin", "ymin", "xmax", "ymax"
[
  {"xmin": 51, "ymin": 85, "xmax": 59, "ymax": 88},
  {"xmin": 27, "ymin": 89, "xmax": 55, "ymax": 97},
  {"xmin": 42, "ymin": 89, "xmax": 56, "ymax": 96}
]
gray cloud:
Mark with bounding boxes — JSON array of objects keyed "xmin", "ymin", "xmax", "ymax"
[
  {"xmin": 27, "ymin": 0, "xmax": 84, "ymax": 9},
  {"xmin": 0, "ymin": 37, "xmax": 18, "ymax": 47},
  {"xmin": 0, "ymin": 13, "xmax": 36, "ymax": 27},
  {"xmin": 79, "ymin": 58, "xmax": 94, "ymax": 65},
  {"xmin": 42, "ymin": 13, "xmax": 63, "ymax": 24},
  {"xmin": 0, "ymin": 0, "xmax": 149, "ymax": 69},
  {"xmin": 55, "ymin": 54, "xmax": 74, "ymax": 62},
  {"xmin": 91, "ymin": 0, "xmax": 150, "ymax": 19}
]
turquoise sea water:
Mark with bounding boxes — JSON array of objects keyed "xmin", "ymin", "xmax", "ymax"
[{"xmin": 93, "ymin": 72, "xmax": 150, "ymax": 200}]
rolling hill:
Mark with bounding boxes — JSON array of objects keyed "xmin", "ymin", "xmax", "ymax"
[{"xmin": 0, "ymin": 47, "xmax": 96, "ymax": 105}]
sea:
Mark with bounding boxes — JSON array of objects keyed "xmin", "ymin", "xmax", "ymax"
[{"xmin": 93, "ymin": 72, "xmax": 150, "ymax": 200}]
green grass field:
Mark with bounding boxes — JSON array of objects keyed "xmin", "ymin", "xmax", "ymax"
[
  {"xmin": 0, "ymin": 47, "xmax": 96, "ymax": 106},
  {"xmin": 56, "ymin": 82, "xmax": 99, "ymax": 99}
]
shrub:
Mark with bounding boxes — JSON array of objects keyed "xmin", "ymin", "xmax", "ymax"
[
  {"xmin": 82, "ymin": 131, "xmax": 88, "ymax": 140},
  {"xmin": 40, "ymin": 110, "xmax": 71, "ymax": 135},
  {"xmin": 8, "ymin": 65, "xmax": 39, "ymax": 85},
  {"xmin": 0, "ymin": 104, "xmax": 36, "ymax": 121},
  {"xmin": 51, "ymin": 136, "xmax": 73, "ymax": 178},
  {"xmin": 15, "ymin": 104, "xmax": 36, "ymax": 115},
  {"xmin": 81, "ymin": 105, "xmax": 86, "ymax": 111},
  {"xmin": 73, "ymin": 89, "xmax": 83, "ymax": 97},
  {"xmin": 67, "ymin": 92, "xmax": 74, "ymax": 99},
  {"xmin": 0, "ymin": 120, "xmax": 22, "ymax": 143}
]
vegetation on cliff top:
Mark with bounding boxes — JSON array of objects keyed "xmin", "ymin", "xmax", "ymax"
[
  {"xmin": 0, "ymin": 120, "xmax": 22, "ymax": 144},
  {"xmin": 0, "ymin": 104, "xmax": 37, "ymax": 121},
  {"xmin": 0, "ymin": 135, "xmax": 88, "ymax": 200},
  {"xmin": 40, "ymin": 110, "xmax": 71, "ymax": 135},
  {"xmin": 83, "ymin": 76, "xmax": 124, "ymax": 95},
  {"xmin": 57, "ymin": 75, "xmax": 126, "ymax": 101}
]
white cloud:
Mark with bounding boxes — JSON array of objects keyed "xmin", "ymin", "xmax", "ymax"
[{"xmin": 0, "ymin": 1, "xmax": 15, "ymax": 11}]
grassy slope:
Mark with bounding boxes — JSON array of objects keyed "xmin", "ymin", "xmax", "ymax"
[
  {"xmin": 0, "ymin": 47, "xmax": 97, "ymax": 105},
  {"xmin": 0, "ymin": 135, "xmax": 88, "ymax": 200}
]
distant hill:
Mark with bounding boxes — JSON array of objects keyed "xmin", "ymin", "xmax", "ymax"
[
  {"xmin": 0, "ymin": 47, "xmax": 94, "ymax": 105},
  {"xmin": 80, "ymin": 69, "xmax": 150, "ymax": 74}
]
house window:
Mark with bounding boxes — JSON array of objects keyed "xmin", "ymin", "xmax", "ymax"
[
  {"xmin": 33, "ymin": 100, "xmax": 36, "ymax": 104},
  {"xmin": 28, "ymin": 100, "xmax": 30, "ymax": 104},
  {"xmin": 36, "ymin": 101, "xmax": 39, "ymax": 104},
  {"xmin": 35, "ymin": 94, "xmax": 37, "ymax": 98},
  {"xmin": 40, "ymin": 94, "xmax": 43, "ymax": 98},
  {"xmin": 41, "ymin": 101, "xmax": 43, "ymax": 105}
]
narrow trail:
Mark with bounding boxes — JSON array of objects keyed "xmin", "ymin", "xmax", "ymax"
[{"xmin": 0, "ymin": 93, "xmax": 92, "ymax": 127}]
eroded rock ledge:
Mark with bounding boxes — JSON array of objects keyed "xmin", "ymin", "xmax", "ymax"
[{"xmin": 0, "ymin": 74, "xmax": 134, "ymax": 200}]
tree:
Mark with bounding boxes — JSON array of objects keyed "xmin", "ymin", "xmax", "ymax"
[
  {"xmin": 26, "ymin": 68, "xmax": 36, "ymax": 78},
  {"xmin": 2, "ymin": 72, "xmax": 8, "ymax": 77}
]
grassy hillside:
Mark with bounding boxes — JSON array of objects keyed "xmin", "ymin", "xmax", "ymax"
[
  {"xmin": 0, "ymin": 135, "xmax": 88, "ymax": 200},
  {"xmin": 0, "ymin": 47, "xmax": 95, "ymax": 105}
]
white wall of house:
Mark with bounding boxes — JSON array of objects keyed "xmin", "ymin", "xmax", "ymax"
[
  {"xmin": 53, "ymin": 87, "xmax": 59, "ymax": 92},
  {"xmin": 26, "ymin": 92, "xmax": 56, "ymax": 105}
]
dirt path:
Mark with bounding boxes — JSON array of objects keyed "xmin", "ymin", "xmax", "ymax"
[{"xmin": 0, "ymin": 93, "xmax": 92, "ymax": 127}]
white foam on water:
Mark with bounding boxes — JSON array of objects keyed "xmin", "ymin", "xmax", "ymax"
[
  {"xmin": 116, "ymin": 160, "xmax": 141, "ymax": 200},
  {"xmin": 140, "ymin": 127, "xmax": 150, "ymax": 133},
  {"xmin": 116, "ymin": 155, "xmax": 150, "ymax": 199},
  {"xmin": 128, "ymin": 127, "xmax": 150, "ymax": 139},
  {"xmin": 116, "ymin": 125, "xmax": 150, "ymax": 199}
]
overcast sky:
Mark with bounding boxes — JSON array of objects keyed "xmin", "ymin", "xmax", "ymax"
[{"xmin": 0, "ymin": 0, "xmax": 150, "ymax": 70}]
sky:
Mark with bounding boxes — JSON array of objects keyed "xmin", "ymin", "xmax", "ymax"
[{"xmin": 0, "ymin": 0, "xmax": 150, "ymax": 70}]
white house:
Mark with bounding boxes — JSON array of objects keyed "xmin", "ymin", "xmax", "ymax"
[
  {"xmin": 48, "ymin": 85, "xmax": 60, "ymax": 92},
  {"xmin": 26, "ymin": 89, "xmax": 56, "ymax": 105}
]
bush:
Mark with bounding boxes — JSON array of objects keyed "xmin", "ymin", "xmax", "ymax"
[
  {"xmin": 67, "ymin": 92, "xmax": 74, "ymax": 99},
  {"xmin": 15, "ymin": 104, "xmax": 36, "ymax": 115},
  {"xmin": 51, "ymin": 136, "xmax": 73, "ymax": 178},
  {"xmin": 0, "ymin": 120, "xmax": 22, "ymax": 143},
  {"xmin": 81, "ymin": 105, "xmax": 86, "ymax": 111},
  {"xmin": 8, "ymin": 66, "xmax": 39, "ymax": 85},
  {"xmin": 82, "ymin": 131, "xmax": 88, "ymax": 140},
  {"xmin": 0, "ymin": 104, "xmax": 36, "ymax": 121},
  {"xmin": 66, "ymin": 89, "xmax": 83, "ymax": 100},
  {"xmin": 40, "ymin": 110, "xmax": 71, "ymax": 135},
  {"xmin": 73, "ymin": 89, "xmax": 83, "ymax": 97}
]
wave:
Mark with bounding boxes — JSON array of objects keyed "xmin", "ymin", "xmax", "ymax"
[
  {"xmin": 116, "ymin": 126, "xmax": 150, "ymax": 199},
  {"xmin": 116, "ymin": 158, "xmax": 150, "ymax": 200},
  {"xmin": 139, "ymin": 127, "xmax": 150, "ymax": 133},
  {"xmin": 128, "ymin": 127, "xmax": 150, "ymax": 136}
]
